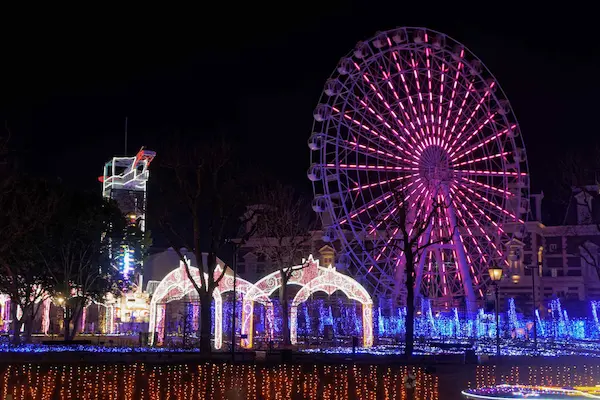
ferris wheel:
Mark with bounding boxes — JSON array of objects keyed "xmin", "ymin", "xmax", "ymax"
[{"xmin": 308, "ymin": 27, "xmax": 529, "ymax": 306}]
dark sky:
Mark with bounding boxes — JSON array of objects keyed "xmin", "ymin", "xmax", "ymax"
[{"xmin": 1, "ymin": 3, "xmax": 599, "ymax": 208}]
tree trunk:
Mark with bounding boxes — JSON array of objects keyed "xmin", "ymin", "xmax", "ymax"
[
  {"xmin": 199, "ymin": 292, "xmax": 212, "ymax": 353},
  {"xmin": 22, "ymin": 305, "xmax": 34, "ymax": 343},
  {"xmin": 63, "ymin": 306, "xmax": 72, "ymax": 340},
  {"xmin": 10, "ymin": 302, "xmax": 21, "ymax": 346},
  {"xmin": 405, "ymin": 254, "xmax": 415, "ymax": 358},
  {"xmin": 280, "ymin": 284, "xmax": 291, "ymax": 346},
  {"xmin": 68, "ymin": 305, "xmax": 83, "ymax": 341}
]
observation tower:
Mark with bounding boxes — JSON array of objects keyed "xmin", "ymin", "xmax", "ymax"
[{"xmin": 99, "ymin": 147, "xmax": 156, "ymax": 279}]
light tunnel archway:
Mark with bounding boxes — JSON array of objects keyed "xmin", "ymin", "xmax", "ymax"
[
  {"xmin": 241, "ymin": 255, "xmax": 373, "ymax": 348},
  {"xmin": 148, "ymin": 255, "xmax": 259, "ymax": 349}
]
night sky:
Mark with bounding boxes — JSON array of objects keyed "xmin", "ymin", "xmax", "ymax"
[{"xmin": 1, "ymin": 4, "xmax": 598, "ymax": 222}]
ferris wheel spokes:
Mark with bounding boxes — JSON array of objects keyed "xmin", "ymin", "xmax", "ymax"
[{"xmin": 310, "ymin": 27, "xmax": 529, "ymax": 304}]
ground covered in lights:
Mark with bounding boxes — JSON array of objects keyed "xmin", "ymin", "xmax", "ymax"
[
  {"xmin": 1, "ymin": 338, "xmax": 600, "ymax": 357},
  {"xmin": 0, "ymin": 343, "xmax": 199, "ymax": 353},
  {"xmin": 300, "ymin": 338, "xmax": 600, "ymax": 357}
]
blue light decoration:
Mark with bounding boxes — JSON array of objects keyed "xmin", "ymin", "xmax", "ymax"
[
  {"xmin": 453, "ymin": 308, "xmax": 460, "ymax": 338},
  {"xmin": 318, "ymin": 301, "xmax": 325, "ymax": 336},
  {"xmin": 378, "ymin": 307, "xmax": 384, "ymax": 336},
  {"xmin": 535, "ymin": 309, "xmax": 544, "ymax": 336},
  {"xmin": 8, "ymin": 298, "xmax": 600, "ymax": 357},
  {"xmin": 118, "ymin": 245, "xmax": 135, "ymax": 279},
  {"xmin": 397, "ymin": 307, "xmax": 406, "ymax": 336},
  {"xmin": 564, "ymin": 309, "xmax": 571, "ymax": 337},
  {"xmin": 303, "ymin": 304, "xmax": 311, "ymax": 335},
  {"xmin": 508, "ymin": 298, "xmax": 520, "ymax": 333},
  {"xmin": 283, "ymin": 297, "xmax": 600, "ymax": 344},
  {"xmin": 353, "ymin": 304, "xmax": 362, "ymax": 334},
  {"xmin": 186, "ymin": 303, "xmax": 194, "ymax": 332}
]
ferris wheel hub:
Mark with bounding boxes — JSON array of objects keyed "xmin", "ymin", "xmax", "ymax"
[
  {"xmin": 309, "ymin": 27, "xmax": 529, "ymax": 304},
  {"xmin": 419, "ymin": 145, "xmax": 452, "ymax": 186}
]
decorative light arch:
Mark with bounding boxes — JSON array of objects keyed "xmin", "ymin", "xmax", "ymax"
[
  {"xmin": 148, "ymin": 255, "xmax": 262, "ymax": 349},
  {"xmin": 290, "ymin": 264, "xmax": 373, "ymax": 347},
  {"xmin": 240, "ymin": 255, "xmax": 321, "ymax": 348},
  {"xmin": 240, "ymin": 255, "xmax": 373, "ymax": 348}
]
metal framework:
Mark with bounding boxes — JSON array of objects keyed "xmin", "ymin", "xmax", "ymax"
[
  {"xmin": 309, "ymin": 27, "xmax": 529, "ymax": 307},
  {"xmin": 99, "ymin": 147, "xmax": 155, "ymax": 278}
]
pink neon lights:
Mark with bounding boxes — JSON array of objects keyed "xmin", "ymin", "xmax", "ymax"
[
  {"xmin": 312, "ymin": 28, "xmax": 528, "ymax": 305},
  {"xmin": 350, "ymin": 174, "xmax": 417, "ymax": 192},
  {"xmin": 452, "ymin": 151, "xmax": 510, "ymax": 167},
  {"xmin": 452, "ymin": 125, "xmax": 516, "ymax": 162},
  {"xmin": 326, "ymin": 163, "xmax": 418, "ymax": 172}
]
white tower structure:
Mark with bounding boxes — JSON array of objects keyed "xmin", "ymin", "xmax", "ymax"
[{"xmin": 99, "ymin": 147, "xmax": 155, "ymax": 279}]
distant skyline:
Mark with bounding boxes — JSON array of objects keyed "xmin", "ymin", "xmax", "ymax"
[{"xmin": 1, "ymin": 3, "xmax": 598, "ymax": 211}]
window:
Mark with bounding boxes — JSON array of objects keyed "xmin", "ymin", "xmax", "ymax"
[
  {"xmin": 567, "ymin": 269, "xmax": 582, "ymax": 277},
  {"xmin": 256, "ymin": 263, "xmax": 265, "ymax": 274}
]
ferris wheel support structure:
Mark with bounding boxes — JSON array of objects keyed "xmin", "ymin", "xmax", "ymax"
[{"xmin": 309, "ymin": 27, "xmax": 529, "ymax": 308}]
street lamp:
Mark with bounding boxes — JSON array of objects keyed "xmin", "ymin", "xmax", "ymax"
[{"xmin": 488, "ymin": 266, "xmax": 503, "ymax": 358}]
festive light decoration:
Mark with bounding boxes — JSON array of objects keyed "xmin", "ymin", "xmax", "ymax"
[
  {"xmin": 472, "ymin": 365, "xmax": 600, "ymax": 392},
  {"xmin": 100, "ymin": 148, "xmax": 155, "ymax": 278},
  {"xmin": 309, "ymin": 27, "xmax": 529, "ymax": 309},
  {"xmin": 148, "ymin": 256, "xmax": 260, "ymax": 349},
  {"xmin": 242, "ymin": 255, "xmax": 373, "ymax": 348},
  {"xmin": 0, "ymin": 363, "xmax": 438, "ymax": 400},
  {"xmin": 291, "ymin": 259, "xmax": 373, "ymax": 347},
  {"xmin": 463, "ymin": 384, "xmax": 600, "ymax": 399}
]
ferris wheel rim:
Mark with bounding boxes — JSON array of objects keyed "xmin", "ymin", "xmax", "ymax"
[{"xmin": 310, "ymin": 27, "xmax": 529, "ymax": 300}]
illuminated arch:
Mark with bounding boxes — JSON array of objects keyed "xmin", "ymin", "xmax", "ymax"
[
  {"xmin": 290, "ymin": 264, "xmax": 373, "ymax": 347},
  {"xmin": 240, "ymin": 255, "xmax": 321, "ymax": 348},
  {"xmin": 240, "ymin": 255, "xmax": 373, "ymax": 348},
  {"xmin": 148, "ymin": 255, "xmax": 261, "ymax": 349}
]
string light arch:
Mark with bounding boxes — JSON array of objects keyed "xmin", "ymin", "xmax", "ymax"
[
  {"xmin": 290, "ymin": 263, "xmax": 374, "ymax": 347},
  {"xmin": 148, "ymin": 255, "xmax": 259, "ymax": 349},
  {"xmin": 241, "ymin": 255, "xmax": 373, "ymax": 348}
]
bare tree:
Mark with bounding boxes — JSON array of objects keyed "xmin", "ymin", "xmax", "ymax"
[
  {"xmin": 560, "ymin": 148, "xmax": 600, "ymax": 276},
  {"xmin": 375, "ymin": 189, "xmax": 456, "ymax": 357},
  {"xmin": 158, "ymin": 137, "xmax": 258, "ymax": 353},
  {"xmin": 0, "ymin": 176, "xmax": 58, "ymax": 344},
  {"xmin": 252, "ymin": 183, "xmax": 314, "ymax": 346}
]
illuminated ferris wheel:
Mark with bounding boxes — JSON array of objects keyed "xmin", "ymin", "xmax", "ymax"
[{"xmin": 308, "ymin": 27, "xmax": 529, "ymax": 306}]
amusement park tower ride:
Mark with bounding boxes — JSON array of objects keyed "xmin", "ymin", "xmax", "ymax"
[{"xmin": 99, "ymin": 147, "xmax": 156, "ymax": 282}]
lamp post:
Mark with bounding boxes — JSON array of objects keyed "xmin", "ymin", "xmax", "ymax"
[
  {"xmin": 529, "ymin": 264, "xmax": 538, "ymax": 353},
  {"xmin": 510, "ymin": 246, "xmax": 542, "ymax": 354},
  {"xmin": 488, "ymin": 266, "xmax": 503, "ymax": 358}
]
